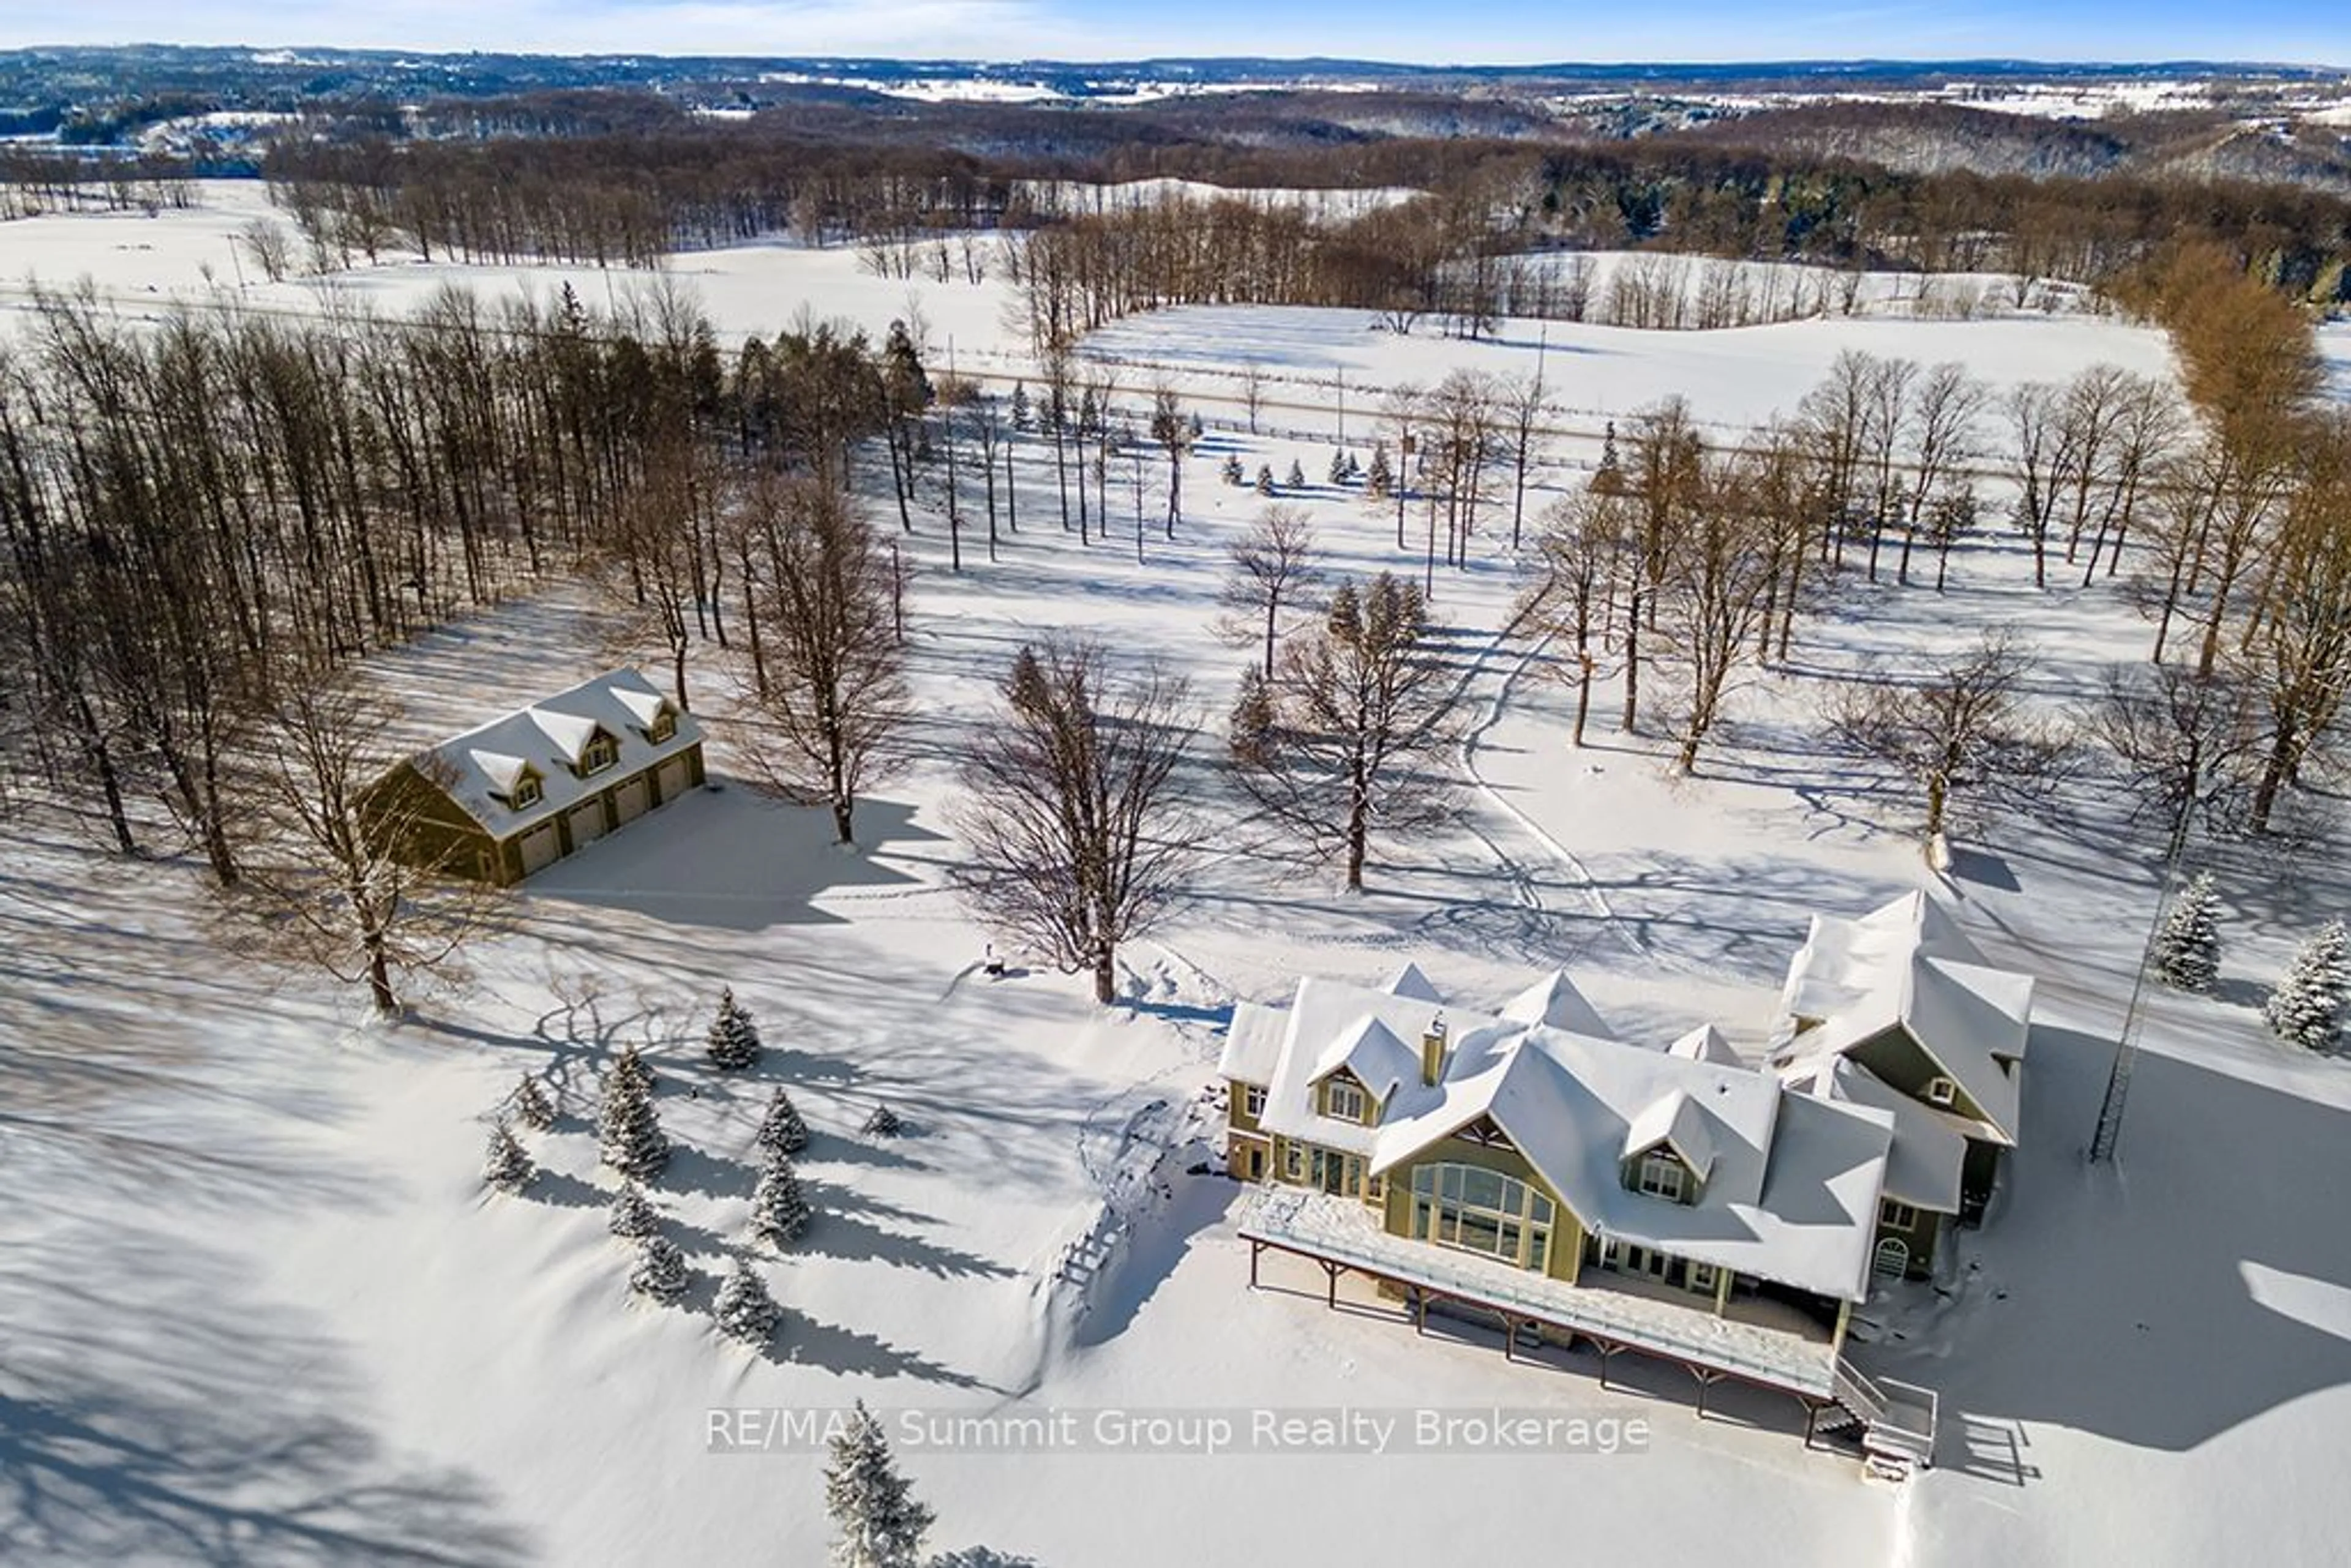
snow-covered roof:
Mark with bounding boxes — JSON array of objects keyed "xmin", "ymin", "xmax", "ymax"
[
  {"xmin": 1232, "ymin": 963, "xmax": 1895, "ymax": 1302},
  {"xmin": 1382, "ymin": 962, "xmax": 1443, "ymax": 1003},
  {"xmin": 1665, "ymin": 1023, "xmax": 1743, "ymax": 1067},
  {"xmin": 1217, "ymin": 999, "xmax": 1289, "ymax": 1087},
  {"xmin": 1771, "ymin": 891, "xmax": 2033, "ymax": 1146},
  {"xmin": 407, "ymin": 669, "xmax": 703, "ymax": 837},
  {"xmin": 1788, "ymin": 1057, "xmax": 1968, "ymax": 1215},
  {"xmin": 1500, "ymin": 968, "xmax": 1612, "ymax": 1037},
  {"xmin": 1310, "ymin": 1015, "xmax": 1422, "ymax": 1108},
  {"xmin": 1622, "ymin": 1087, "xmax": 1719, "ymax": 1181}
]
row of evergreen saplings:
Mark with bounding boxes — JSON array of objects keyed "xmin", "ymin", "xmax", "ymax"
[{"xmin": 2153, "ymin": 874, "xmax": 2349, "ymax": 1051}]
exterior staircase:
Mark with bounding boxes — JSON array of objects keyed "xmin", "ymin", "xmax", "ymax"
[{"xmin": 1828, "ymin": 1357, "xmax": 1940, "ymax": 1480}]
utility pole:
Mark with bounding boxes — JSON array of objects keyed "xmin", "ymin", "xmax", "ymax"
[{"xmin": 2089, "ymin": 811, "xmax": 2192, "ymax": 1163}]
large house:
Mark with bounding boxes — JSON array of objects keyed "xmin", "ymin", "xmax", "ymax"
[
  {"xmin": 367, "ymin": 668, "xmax": 707, "ymax": 885},
  {"xmin": 1771, "ymin": 891, "xmax": 2034, "ymax": 1277},
  {"xmin": 1220, "ymin": 895, "xmax": 2032, "ymax": 1472}
]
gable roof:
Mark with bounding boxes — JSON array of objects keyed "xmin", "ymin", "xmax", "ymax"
[
  {"xmin": 1788, "ymin": 1056, "xmax": 1968, "ymax": 1215},
  {"xmin": 1231, "ymin": 962, "xmax": 1896, "ymax": 1302},
  {"xmin": 1310, "ymin": 1015, "xmax": 1422, "ymax": 1106},
  {"xmin": 1771, "ymin": 891, "xmax": 2032, "ymax": 1145},
  {"xmin": 1622, "ymin": 1087, "xmax": 1719, "ymax": 1180},
  {"xmin": 1665, "ymin": 1023, "xmax": 1743, "ymax": 1067},
  {"xmin": 1382, "ymin": 962, "xmax": 1443, "ymax": 1003},
  {"xmin": 406, "ymin": 669, "xmax": 703, "ymax": 838},
  {"xmin": 1500, "ymin": 969, "xmax": 1613, "ymax": 1037}
]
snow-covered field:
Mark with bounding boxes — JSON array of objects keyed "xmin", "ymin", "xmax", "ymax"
[{"xmin": 5, "ymin": 182, "xmax": 2349, "ymax": 1566}]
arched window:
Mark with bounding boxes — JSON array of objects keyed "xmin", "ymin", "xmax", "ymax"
[{"xmin": 1408, "ymin": 1162, "xmax": 1558, "ymax": 1273}]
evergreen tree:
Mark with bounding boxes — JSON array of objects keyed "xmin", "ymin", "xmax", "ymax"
[
  {"xmin": 609, "ymin": 1182, "xmax": 659, "ymax": 1239},
  {"xmin": 1328, "ymin": 448, "xmax": 1350, "ymax": 485},
  {"xmin": 598, "ymin": 1045, "xmax": 670, "ymax": 1180},
  {"xmin": 705, "ymin": 986, "xmax": 764, "ymax": 1071},
  {"xmin": 2153, "ymin": 871, "xmax": 2223, "ymax": 993},
  {"xmin": 1009, "ymin": 382, "xmax": 1031, "ymax": 432},
  {"xmin": 751, "ymin": 1146, "xmax": 812, "ymax": 1248},
  {"xmin": 511, "ymin": 1073, "xmax": 557, "ymax": 1131},
  {"xmin": 1344, "ymin": 452, "xmax": 1362, "ymax": 479},
  {"xmin": 1187, "ymin": 410, "xmax": 1204, "ymax": 441},
  {"xmin": 1286, "ymin": 458, "xmax": 1307, "ymax": 489},
  {"xmin": 1221, "ymin": 452, "xmax": 1245, "ymax": 486},
  {"xmin": 482, "ymin": 1119, "xmax": 534, "ymax": 1194},
  {"xmin": 2265, "ymin": 920, "xmax": 2349, "ymax": 1051},
  {"xmin": 1255, "ymin": 463, "xmax": 1276, "ymax": 496},
  {"xmin": 862, "ymin": 1103, "xmax": 904, "ymax": 1139},
  {"xmin": 759, "ymin": 1085, "xmax": 811, "ymax": 1157},
  {"xmin": 714, "ymin": 1255, "xmax": 782, "ymax": 1345},
  {"xmin": 1365, "ymin": 442, "xmax": 1393, "ymax": 498},
  {"xmin": 630, "ymin": 1234, "xmax": 689, "ymax": 1304},
  {"xmin": 825, "ymin": 1400, "xmax": 936, "ymax": 1568}
]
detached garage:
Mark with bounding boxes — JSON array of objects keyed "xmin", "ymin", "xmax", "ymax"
[{"xmin": 365, "ymin": 667, "xmax": 708, "ymax": 887}]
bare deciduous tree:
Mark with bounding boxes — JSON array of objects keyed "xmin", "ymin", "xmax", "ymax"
[
  {"xmin": 1229, "ymin": 572, "xmax": 1461, "ymax": 891},
  {"xmin": 952, "ymin": 641, "xmax": 1204, "ymax": 1005},
  {"xmin": 1829, "ymin": 630, "xmax": 2065, "ymax": 848},
  {"xmin": 1217, "ymin": 506, "xmax": 1320, "ymax": 678},
  {"xmin": 735, "ymin": 478, "xmax": 911, "ymax": 846},
  {"xmin": 2082, "ymin": 662, "xmax": 2260, "ymax": 838},
  {"xmin": 1518, "ymin": 489, "xmax": 1627, "ymax": 748},
  {"xmin": 238, "ymin": 679, "xmax": 487, "ymax": 1015}
]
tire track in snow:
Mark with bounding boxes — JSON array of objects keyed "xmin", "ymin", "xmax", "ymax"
[{"xmin": 1453, "ymin": 621, "xmax": 1700, "ymax": 975}]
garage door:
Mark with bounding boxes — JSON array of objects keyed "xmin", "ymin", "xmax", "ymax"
[
  {"xmin": 654, "ymin": 755, "xmax": 690, "ymax": 805},
  {"xmin": 613, "ymin": 775, "xmax": 652, "ymax": 827},
  {"xmin": 567, "ymin": 799, "xmax": 607, "ymax": 850},
  {"xmin": 516, "ymin": 822, "xmax": 562, "ymax": 876}
]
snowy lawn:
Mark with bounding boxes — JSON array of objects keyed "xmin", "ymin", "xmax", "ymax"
[{"xmin": 4, "ymin": 182, "xmax": 2350, "ymax": 1565}]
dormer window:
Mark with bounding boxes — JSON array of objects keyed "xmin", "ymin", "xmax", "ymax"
[
  {"xmin": 649, "ymin": 710, "xmax": 677, "ymax": 744},
  {"xmin": 1322, "ymin": 1078, "xmax": 1369, "ymax": 1124},
  {"xmin": 1635, "ymin": 1150, "xmax": 1687, "ymax": 1204},
  {"xmin": 1926, "ymin": 1076, "xmax": 1957, "ymax": 1108},
  {"xmin": 580, "ymin": 734, "xmax": 618, "ymax": 775},
  {"xmin": 510, "ymin": 775, "xmax": 542, "ymax": 809}
]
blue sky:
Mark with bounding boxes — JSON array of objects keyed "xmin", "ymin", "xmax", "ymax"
[{"xmin": 0, "ymin": 1, "xmax": 2344, "ymax": 67}]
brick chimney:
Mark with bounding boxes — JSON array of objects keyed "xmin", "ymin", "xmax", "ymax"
[{"xmin": 1420, "ymin": 1015, "xmax": 1448, "ymax": 1086}]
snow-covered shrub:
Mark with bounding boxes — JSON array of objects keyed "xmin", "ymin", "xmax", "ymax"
[
  {"xmin": 630, "ymin": 1234, "xmax": 689, "ymax": 1304},
  {"xmin": 599, "ymin": 1045, "xmax": 670, "ymax": 1180},
  {"xmin": 707, "ymin": 986, "xmax": 764, "ymax": 1071},
  {"xmin": 714, "ymin": 1256, "xmax": 781, "ymax": 1345},
  {"xmin": 609, "ymin": 1183, "xmax": 659, "ymax": 1239},
  {"xmin": 2265, "ymin": 920, "xmax": 2348, "ymax": 1051},
  {"xmin": 827, "ymin": 1400, "xmax": 935, "ymax": 1568},
  {"xmin": 2153, "ymin": 872, "xmax": 2222, "ymax": 993},
  {"xmin": 759, "ymin": 1085, "xmax": 810, "ymax": 1158},
  {"xmin": 511, "ymin": 1073, "xmax": 557, "ymax": 1131},
  {"xmin": 482, "ymin": 1120, "xmax": 534, "ymax": 1193}
]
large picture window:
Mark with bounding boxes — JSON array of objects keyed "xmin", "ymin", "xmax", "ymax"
[{"xmin": 1408, "ymin": 1162, "xmax": 1556, "ymax": 1273}]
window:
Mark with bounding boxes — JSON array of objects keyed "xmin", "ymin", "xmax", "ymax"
[
  {"xmin": 1880, "ymin": 1199, "xmax": 1919, "ymax": 1231},
  {"xmin": 1281, "ymin": 1142, "xmax": 1305, "ymax": 1182},
  {"xmin": 1688, "ymin": 1261, "xmax": 1719, "ymax": 1296},
  {"xmin": 648, "ymin": 710, "xmax": 677, "ymax": 743},
  {"xmin": 1636, "ymin": 1150, "xmax": 1687, "ymax": 1203},
  {"xmin": 1925, "ymin": 1076, "xmax": 1957, "ymax": 1108},
  {"xmin": 1321, "ymin": 1078, "xmax": 1368, "ymax": 1124},
  {"xmin": 1408, "ymin": 1163, "xmax": 1556, "ymax": 1272},
  {"xmin": 1308, "ymin": 1147, "xmax": 1360, "ymax": 1196},
  {"xmin": 509, "ymin": 775, "xmax": 542, "ymax": 808},
  {"xmin": 580, "ymin": 735, "xmax": 618, "ymax": 775},
  {"xmin": 1365, "ymin": 1172, "xmax": 1385, "ymax": 1203},
  {"xmin": 1243, "ymin": 1086, "xmax": 1266, "ymax": 1119}
]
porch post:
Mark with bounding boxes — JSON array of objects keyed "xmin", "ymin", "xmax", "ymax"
[
  {"xmin": 1248, "ymin": 1239, "xmax": 1261, "ymax": 1289},
  {"xmin": 1501, "ymin": 1313, "xmax": 1517, "ymax": 1362},
  {"xmin": 1831, "ymin": 1297, "xmax": 1853, "ymax": 1356},
  {"xmin": 1324, "ymin": 1260, "xmax": 1340, "ymax": 1309},
  {"xmin": 1714, "ymin": 1267, "xmax": 1733, "ymax": 1318}
]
